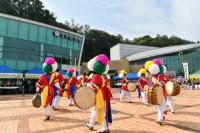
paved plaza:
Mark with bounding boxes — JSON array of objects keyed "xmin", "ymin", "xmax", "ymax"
[{"xmin": 0, "ymin": 89, "xmax": 200, "ymax": 133}]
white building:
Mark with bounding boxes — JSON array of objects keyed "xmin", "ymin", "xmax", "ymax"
[{"xmin": 110, "ymin": 43, "xmax": 157, "ymax": 60}]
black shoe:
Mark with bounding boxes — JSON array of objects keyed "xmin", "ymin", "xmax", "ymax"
[
  {"xmin": 46, "ymin": 115, "xmax": 50, "ymax": 120},
  {"xmin": 172, "ymin": 111, "xmax": 175, "ymax": 114},
  {"xmin": 156, "ymin": 121, "xmax": 162, "ymax": 125}
]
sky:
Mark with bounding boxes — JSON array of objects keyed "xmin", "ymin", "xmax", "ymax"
[{"xmin": 41, "ymin": 0, "xmax": 200, "ymax": 42}]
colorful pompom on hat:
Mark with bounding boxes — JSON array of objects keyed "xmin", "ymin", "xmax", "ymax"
[
  {"xmin": 67, "ymin": 68, "xmax": 76, "ymax": 78},
  {"xmin": 42, "ymin": 57, "xmax": 58, "ymax": 73},
  {"xmin": 87, "ymin": 54, "xmax": 109, "ymax": 74},
  {"xmin": 137, "ymin": 68, "xmax": 147, "ymax": 77},
  {"xmin": 146, "ymin": 58, "xmax": 166, "ymax": 75},
  {"xmin": 144, "ymin": 61, "xmax": 153, "ymax": 70},
  {"xmin": 118, "ymin": 69, "xmax": 127, "ymax": 78}
]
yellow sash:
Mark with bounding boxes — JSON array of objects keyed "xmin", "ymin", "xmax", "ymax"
[
  {"xmin": 42, "ymin": 74, "xmax": 55, "ymax": 107},
  {"xmin": 96, "ymin": 76, "xmax": 105, "ymax": 123}
]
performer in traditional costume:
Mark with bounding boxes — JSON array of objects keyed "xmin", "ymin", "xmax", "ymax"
[
  {"xmin": 35, "ymin": 57, "xmax": 60, "ymax": 120},
  {"xmin": 137, "ymin": 68, "xmax": 148, "ymax": 105},
  {"xmin": 119, "ymin": 70, "xmax": 131, "ymax": 102},
  {"xmin": 63, "ymin": 77, "xmax": 69, "ymax": 97},
  {"xmin": 65, "ymin": 68, "xmax": 77, "ymax": 106},
  {"xmin": 53, "ymin": 69, "xmax": 64, "ymax": 110},
  {"xmin": 86, "ymin": 54, "xmax": 112, "ymax": 133},
  {"xmin": 146, "ymin": 59, "xmax": 167, "ymax": 125}
]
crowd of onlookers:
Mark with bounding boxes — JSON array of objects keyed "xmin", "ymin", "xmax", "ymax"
[
  {"xmin": 177, "ymin": 77, "xmax": 200, "ymax": 90},
  {"xmin": 0, "ymin": 79, "xmax": 37, "ymax": 94}
]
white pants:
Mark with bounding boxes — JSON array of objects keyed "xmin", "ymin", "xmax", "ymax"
[
  {"xmin": 166, "ymin": 96, "xmax": 175, "ymax": 112},
  {"xmin": 45, "ymin": 104, "xmax": 51, "ymax": 116},
  {"xmin": 89, "ymin": 105, "xmax": 108, "ymax": 130},
  {"xmin": 120, "ymin": 90, "xmax": 131, "ymax": 102},
  {"xmin": 53, "ymin": 95, "xmax": 61, "ymax": 108},
  {"xmin": 41, "ymin": 93, "xmax": 52, "ymax": 116},
  {"xmin": 68, "ymin": 96, "xmax": 74, "ymax": 105},
  {"xmin": 155, "ymin": 97, "xmax": 166, "ymax": 122},
  {"xmin": 141, "ymin": 92, "xmax": 148, "ymax": 105}
]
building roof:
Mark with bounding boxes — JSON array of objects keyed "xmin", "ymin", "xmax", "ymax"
[
  {"xmin": 110, "ymin": 43, "xmax": 157, "ymax": 60},
  {"xmin": 126, "ymin": 43, "xmax": 200, "ymax": 61},
  {"xmin": 0, "ymin": 13, "xmax": 84, "ymax": 38}
]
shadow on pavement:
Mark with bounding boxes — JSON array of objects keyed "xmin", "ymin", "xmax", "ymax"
[
  {"xmin": 30, "ymin": 123, "xmax": 85, "ymax": 133},
  {"xmin": 0, "ymin": 94, "xmax": 33, "ymax": 101},
  {"xmin": 164, "ymin": 120, "xmax": 200, "ymax": 132},
  {"xmin": 111, "ymin": 129, "xmax": 156, "ymax": 133}
]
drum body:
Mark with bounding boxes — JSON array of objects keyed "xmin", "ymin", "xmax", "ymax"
[
  {"xmin": 74, "ymin": 86, "xmax": 96, "ymax": 109},
  {"xmin": 165, "ymin": 81, "xmax": 181, "ymax": 96},
  {"xmin": 147, "ymin": 84, "xmax": 163, "ymax": 105},
  {"xmin": 144, "ymin": 85, "xmax": 149, "ymax": 92},
  {"xmin": 127, "ymin": 83, "xmax": 137, "ymax": 92},
  {"xmin": 32, "ymin": 94, "xmax": 41, "ymax": 108}
]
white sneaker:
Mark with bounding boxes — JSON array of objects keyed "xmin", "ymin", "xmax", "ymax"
[
  {"xmin": 97, "ymin": 129, "xmax": 109, "ymax": 133},
  {"xmin": 86, "ymin": 123, "xmax": 93, "ymax": 130}
]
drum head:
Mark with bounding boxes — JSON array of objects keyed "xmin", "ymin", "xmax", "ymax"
[
  {"xmin": 127, "ymin": 83, "xmax": 136, "ymax": 92},
  {"xmin": 74, "ymin": 86, "xmax": 95, "ymax": 109},
  {"xmin": 144, "ymin": 85, "xmax": 148, "ymax": 92},
  {"xmin": 165, "ymin": 81, "xmax": 174, "ymax": 95}
]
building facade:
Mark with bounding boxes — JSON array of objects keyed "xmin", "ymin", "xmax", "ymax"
[
  {"xmin": 0, "ymin": 13, "xmax": 85, "ymax": 72},
  {"xmin": 110, "ymin": 43, "xmax": 200, "ymax": 75}
]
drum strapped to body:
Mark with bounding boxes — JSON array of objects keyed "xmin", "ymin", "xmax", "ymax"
[
  {"xmin": 147, "ymin": 84, "xmax": 164, "ymax": 105},
  {"xmin": 32, "ymin": 94, "xmax": 41, "ymax": 108},
  {"xmin": 165, "ymin": 81, "xmax": 181, "ymax": 96},
  {"xmin": 127, "ymin": 82, "xmax": 137, "ymax": 92},
  {"xmin": 74, "ymin": 86, "xmax": 96, "ymax": 109},
  {"xmin": 144, "ymin": 85, "xmax": 149, "ymax": 92}
]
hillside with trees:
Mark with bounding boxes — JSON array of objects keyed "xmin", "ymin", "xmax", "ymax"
[{"xmin": 0, "ymin": 0, "xmax": 193, "ymax": 62}]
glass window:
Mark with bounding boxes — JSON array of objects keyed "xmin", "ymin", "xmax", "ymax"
[
  {"xmin": 19, "ymin": 22, "xmax": 28, "ymax": 40},
  {"xmin": 55, "ymin": 36, "xmax": 61, "ymax": 46},
  {"xmin": 74, "ymin": 42, "xmax": 79, "ymax": 50},
  {"xmin": 77, "ymin": 44, "xmax": 81, "ymax": 50},
  {"xmin": 62, "ymin": 38, "xmax": 68, "ymax": 48},
  {"xmin": 27, "ymin": 61, "xmax": 36, "ymax": 70},
  {"xmin": 28, "ymin": 41, "xmax": 40, "ymax": 61},
  {"xmin": 68, "ymin": 40, "xmax": 73, "ymax": 49},
  {"xmin": 29, "ymin": 24, "xmax": 38, "ymax": 41},
  {"xmin": 0, "ymin": 17, "xmax": 7, "ymax": 36},
  {"xmin": 38, "ymin": 26, "xmax": 46, "ymax": 43},
  {"xmin": 47, "ymin": 28, "xmax": 54, "ymax": 44},
  {"xmin": 4, "ymin": 47, "xmax": 17, "ymax": 59},
  {"xmin": 0, "ymin": 59, "xmax": 4, "ymax": 65},
  {"xmin": 6, "ymin": 60, "xmax": 16, "ymax": 70},
  {"xmin": 37, "ymin": 63, "xmax": 43, "ymax": 68},
  {"xmin": 17, "ymin": 60, "xmax": 27, "ymax": 70},
  {"xmin": 40, "ymin": 44, "xmax": 44, "ymax": 62},
  {"xmin": 8, "ymin": 19, "xmax": 18, "ymax": 38}
]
